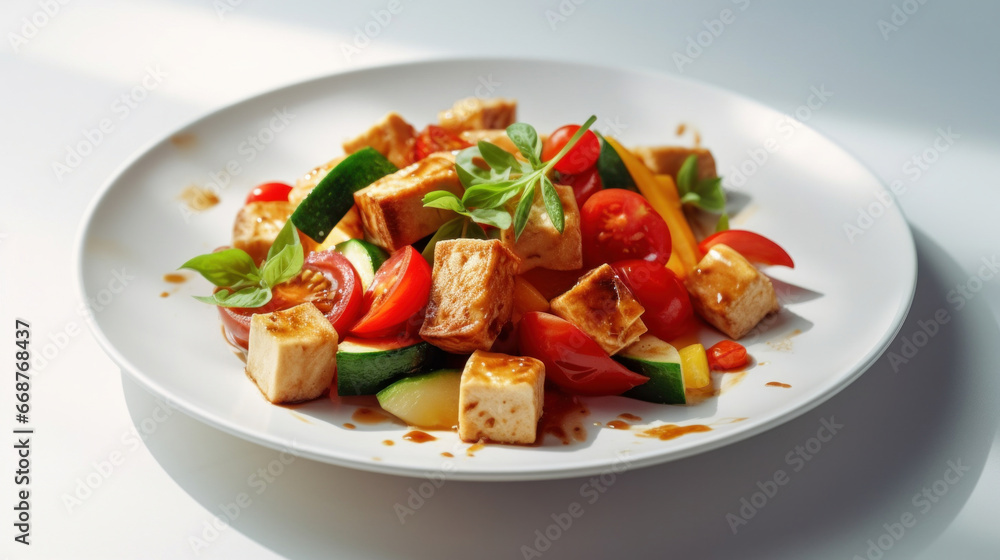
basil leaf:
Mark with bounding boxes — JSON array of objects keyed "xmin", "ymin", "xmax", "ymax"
[
  {"xmin": 464, "ymin": 220, "xmax": 488, "ymax": 239},
  {"xmin": 455, "ymin": 146, "xmax": 491, "ymax": 187},
  {"xmin": 513, "ymin": 181, "xmax": 536, "ymax": 240},
  {"xmin": 422, "ymin": 191, "xmax": 468, "ymax": 215},
  {"xmin": 715, "ymin": 213, "xmax": 730, "ymax": 232},
  {"xmin": 267, "ymin": 220, "xmax": 301, "ymax": 263},
  {"xmin": 694, "ymin": 177, "xmax": 726, "ymax": 212},
  {"xmin": 541, "ymin": 176, "xmax": 564, "ymax": 233},
  {"xmin": 680, "ymin": 192, "xmax": 701, "ymax": 206},
  {"xmin": 421, "ymin": 217, "xmax": 466, "ymax": 263},
  {"xmin": 180, "ymin": 249, "xmax": 259, "ymax": 288},
  {"xmin": 468, "ymin": 207, "xmax": 512, "ymax": 230},
  {"xmin": 478, "ymin": 140, "xmax": 522, "ymax": 173},
  {"xmin": 461, "ymin": 180, "xmax": 520, "ymax": 209},
  {"xmin": 260, "ymin": 244, "xmax": 304, "ymax": 288},
  {"xmin": 677, "ymin": 154, "xmax": 698, "ymax": 197},
  {"xmin": 194, "ymin": 286, "xmax": 272, "ymax": 308},
  {"xmin": 506, "ymin": 123, "xmax": 541, "ymax": 166}
]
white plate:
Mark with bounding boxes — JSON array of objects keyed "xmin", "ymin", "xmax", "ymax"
[{"xmin": 76, "ymin": 58, "xmax": 915, "ymax": 481}]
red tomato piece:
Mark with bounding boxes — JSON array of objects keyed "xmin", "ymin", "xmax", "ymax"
[
  {"xmin": 518, "ymin": 312, "xmax": 648, "ymax": 396},
  {"xmin": 559, "ymin": 166, "xmax": 603, "ymax": 207},
  {"xmin": 245, "ymin": 182, "xmax": 293, "ymax": 204},
  {"xmin": 707, "ymin": 340, "xmax": 749, "ymax": 370},
  {"xmin": 412, "ymin": 125, "xmax": 471, "ymax": 161},
  {"xmin": 218, "ymin": 250, "xmax": 363, "ymax": 349},
  {"xmin": 612, "ymin": 260, "xmax": 694, "ymax": 341},
  {"xmin": 698, "ymin": 230, "xmax": 794, "ymax": 268},
  {"xmin": 580, "ymin": 189, "xmax": 672, "ymax": 268},
  {"xmin": 542, "ymin": 124, "xmax": 601, "ymax": 175},
  {"xmin": 350, "ymin": 246, "xmax": 432, "ymax": 336}
]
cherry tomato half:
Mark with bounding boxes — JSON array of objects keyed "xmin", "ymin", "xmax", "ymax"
[
  {"xmin": 518, "ymin": 312, "xmax": 648, "ymax": 396},
  {"xmin": 698, "ymin": 230, "xmax": 794, "ymax": 268},
  {"xmin": 707, "ymin": 340, "xmax": 749, "ymax": 370},
  {"xmin": 612, "ymin": 260, "xmax": 694, "ymax": 341},
  {"xmin": 219, "ymin": 250, "xmax": 363, "ymax": 350},
  {"xmin": 542, "ymin": 125, "xmax": 601, "ymax": 175},
  {"xmin": 350, "ymin": 246, "xmax": 432, "ymax": 336},
  {"xmin": 580, "ymin": 189, "xmax": 672, "ymax": 268},
  {"xmin": 245, "ymin": 182, "xmax": 293, "ymax": 204},
  {"xmin": 413, "ymin": 125, "xmax": 471, "ymax": 161},
  {"xmin": 559, "ymin": 166, "xmax": 603, "ymax": 207}
]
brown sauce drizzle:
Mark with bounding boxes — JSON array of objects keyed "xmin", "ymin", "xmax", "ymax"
[
  {"xmin": 618, "ymin": 413, "xmax": 642, "ymax": 422},
  {"xmin": 766, "ymin": 382, "xmax": 792, "ymax": 388},
  {"xmin": 342, "ymin": 423, "xmax": 356, "ymax": 430},
  {"xmin": 536, "ymin": 391, "xmax": 589, "ymax": 445},
  {"xmin": 441, "ymin": 452, "xmax": 454, "ymax": 458},
  {"xmin": 466, "ymin": 441, "xmax": 486, "ymax": 456},
  {"xmin": 178, "ymin": 185, "xmax": 219, "ymax": 211},
  {"xmin": 351, "ymin": 407, "xmax": 392, "ymax": 425},
  {"xmin": 606, "ymin": 420, "xmax": 631, "ymax": 430},
  {"xmin": 170, "ymin": 132, "xmax": 197, "ymax": 148},
  {"xmin": 382, "ymin": 439, "xmax": 395, "ymax": 446},
  {"xmin": 163, "ymin": 273, "xmax": 187, "ymax": 283},
  {"xmin": 402, "ymin": 431, "xmax": 436, "ymax": 443},
  {"xmin": 640, "ymin": 424, "xmax": 712, "ymax": 441},
  {"xmin": 160, "ymin": 291, "xmax": 170, "ymax": 298}
]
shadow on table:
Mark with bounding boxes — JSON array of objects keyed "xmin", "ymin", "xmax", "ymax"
[{"xmin": 125, "ymin": 227, "xmax": 1000, "ymax": 560}]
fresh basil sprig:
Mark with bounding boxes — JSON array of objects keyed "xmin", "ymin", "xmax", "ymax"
[
  {"xmin": 676, "ymin": 153, "xmax": 729, "ymax": 230},
  {"xmin": 179, "ymin": 220, "xmax": 304, "ymax": 308},
  {"xmin": 423, "ymin": 115, "xmax": 597, "ymax": 240}
]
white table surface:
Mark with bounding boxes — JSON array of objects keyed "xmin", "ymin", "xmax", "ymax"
[{"xmin": 3, "ymin": 1, "xmax": 998, "ymax": 558}]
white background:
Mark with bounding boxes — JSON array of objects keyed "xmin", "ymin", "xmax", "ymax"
[{"xmin": 2, "ymin": 1, "xmax": 999, "ymax": 558}]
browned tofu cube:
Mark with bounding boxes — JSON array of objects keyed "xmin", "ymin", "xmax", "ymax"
[
  {"xmin": 232, "ymin": 201, "xmax": 294, "ymax": 263},
  {"xmin": 438, "ymin": 97, "xmax": 517, "ymax": 133},
  {"xmin": 684, "ymin": 244, "xmax": 780, "ymax": 339},
  {"xmin": 342, "ymin": 112, "xmax": 416, "ymax": 169},
  {"xmin": 459, "ymin": 129, "xmax": 519, "ymax": 154},
  {"xmin": 288, "ymin": 155, "xmax": 346, "ymax": 205},
  {"xmin": 458, "ymin": 350, "xmax": 545, "ymax": 444},
  {"xmin": 633, "ymin": 146, "xmax": 718, "ymax": 182},
  {"xmin": 353, "ymin": 154, "xmax": 464, "ymax": 252},
  {"xmin": 550, "ymin": 264, "xmax": 647, "ymax": 355},
  {"xmin": 246, "ymin": 303, "xmax": 339, "ymax": 404},
  {"xmin": 500, "ymin": 184, "xmax": 583, "ymax": 273},
  {"xmin": 420, "ymin": 239, "xmax": 520, "ymax": 354}
]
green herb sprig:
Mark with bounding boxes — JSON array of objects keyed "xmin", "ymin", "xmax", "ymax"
[
  {"xmin": 676, "ymin": 154, "xmax": 729, "ymax": 231},
  {"xmin": 422, "ymin": 115, "xmax": 597, "ymax": 240},
  {"xmin": 179, "ymin": 220, "xmax": 304, "ymax": 308}
]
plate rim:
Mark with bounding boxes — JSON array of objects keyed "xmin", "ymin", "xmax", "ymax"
[{"xmin": 74, "ymin": 56, "xmax": 917, "ymax": 481}]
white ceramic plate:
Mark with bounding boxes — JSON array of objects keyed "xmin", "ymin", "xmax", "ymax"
[{"xmin": 77, "ymin": 58, "xmax": 915, "ymax": 481}]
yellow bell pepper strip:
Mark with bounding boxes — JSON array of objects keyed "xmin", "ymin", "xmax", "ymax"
[
  {"xmin": 604, "ymin": 137, "xmax": 702, "ymax": 278},
  {"xmin": 512, "ymin": 276, "xmax": 550, "ymax": 322},
  {"xmin": 679, "ymin": 343, "xmax": 711, "ymax": 389}
]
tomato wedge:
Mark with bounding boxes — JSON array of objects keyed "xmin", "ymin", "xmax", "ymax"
[
  {"xmin": 218, "ymin": 250, "xmax": 363, "ymax": 350},
  {"xmin": 707, "ymin": 340, "xmax": 749, "ymax": 370},
  {"xmin": 580, "ymin": 188, "xmax": 672, "ymax": 268},
  {"xmin": 350, "ymin": 246, "xmax": 432, "ymax": 336},
  {"xmin": 245, "ymin": 182, "xmax": 293, "ymax": 204},
  {"xmin": 612, "ymin": 260, "xmax": 694, "ymax": 341},
  {"xmin": 559, "ymin": 166, "xmax": 603, "ymax": 207},
  {"xmin": 412, "ymin": 125, "xmax": 471, "ymax": 161},
  {"xmin": 518, "ymin": 312, "xmax": 648, "ymax": 396},
  {"xmin": 698, "ymin": 230, "xmax": 794, "ymax": 268}
]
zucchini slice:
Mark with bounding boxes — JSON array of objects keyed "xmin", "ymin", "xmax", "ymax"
[{"xmin": 336, "ymin": 336, "xmax": 440, "ymax": 396}]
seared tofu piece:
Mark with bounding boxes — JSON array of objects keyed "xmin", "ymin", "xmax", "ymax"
[
  {"xmin": 685, "ymin": 244, "xmax": 780, "ymax": 339},
  {"xmin": 232, "ymin": 201, "xmax": 294, "ymax": 263},
  {"xmin": 458, "ymin": 350, "xmax": 545, "ymax": 444},
  {"xmin": 459, "ymin": 129, "xmax": 519, "ymax": 154},
  {"xmin": 245, "ymin": 303, "xmax": 339, "ymax": 404},
  {"xmin": 550, "ymin": 264, "xmax": 647, "ymax": 355},
  {"xmin": 500, "ymin": 184, "xmax": 583, "ymax": 273},
  {"xmin": 354, "ymin": 154, "xmax": 464, "ymax": 252},
  {"xmin": 633, "ymin": 146, "xmax": 718, "ymax": 181},
  {"xmin": 342, "ymin": 112, "xmax": 416, "ymax": 169},
  {"xmin": 420, "ymin": 239, "xmax": 519, "ymax": 354},
  {"xmin": 438, "ymin": 97, "xmax": 517, "ymax": 133},
  {"xmin": 288, "ymin": 155, "xmax": 346, "ymax": 205}
]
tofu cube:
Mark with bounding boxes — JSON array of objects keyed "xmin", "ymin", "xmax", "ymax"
[
  {"xmin": 684, "ymin": 244, "xmax": 780, "ymax": 339},
  {"xmin": 633, "ymin": 146, "xmax": 718, "ymax": 182},
  {"xmin": 288, "ymin": 155, "xmax": 346, "ymax": 205},
  {"xmin": 438, "ymin": 97, "xmax": 517, "ymax": 133},
  {"xmin": 246, "ymin": 303, "xmax": 339, "ymax": 404},
  {"xmin": 232, "ymin": 201, "xmax": 294, "ymax": 263},
  {"xmin": 458, "ymin": 129, "xmax": 519, "ymax": 155},
  {"xmin": 550, "ymin": 264, "xmax": 647, "ymax": 355},
  {"xmin": 458, "ymin": 350, "xmax": 545, "ymax": 444},
  {"xmin": 342, "ymin": 112, "xmax": 416, "ymax": 169},
  {"xmin": 500, "ymin": 184, "xmax": 583, "ymax": 273},
  {"xmin": 419, "ymin": 239, "xmax": 519, "ymax": 353},
  {"xmin": 354, "ymin": 154, "xmax": 464, "ymax": 252}
]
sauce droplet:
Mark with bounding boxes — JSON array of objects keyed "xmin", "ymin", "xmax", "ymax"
[
  {"xmin": 536, "ymin": 391, "xmax": 589, "ymax": 445},
  {"xmin": 163, "ymin": 273, "xmax": 187, "ymax": 284},
  {"xmin": 676, "ymin": 123, "xmax": 687, "ymax": 136},
  {"xmin": 382, "ymin": 439, "xmax": 395, "ymax": 446},
  {"xmin": 178, "ymin": 185, "xmax": 219, "ymax": 211},
  {"xmin": 170, "ymin": 132, "xmax": 197, "ymax": 148},
  {"xmin": 617, "ymin": 413, "xmax": 642, "ymax": 422},
  {"xmin": 466, "ymin": 441, "xmax": 486, "ymax": 456},
  {"xmin": 441, "ymin": 452, "xmax": 454, "ymax": 458},
  {"xmin": 766, "ymin": 382, "xmax": 791, "ymax": 388},
  {"xmin": 343, "ymin": 423, "xmax": 356, "ymax": 430},
  {"xmin": 352, "ymin": 407, "xmax": 391, "ymax": 425},
  {"xmin": 402, "ymin": 430, "xmax": 436, "ymax": 443},
  {"xmin": 639, "ymin": 424, "xmax": 712, "ymax": 441},
  {"xmin": 159, "ymin": 291, "xmax": 170, "ymax": 298},
  {"xmin": 606, "ymin": 420, "xmax": 631, "ymax": 430}
]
